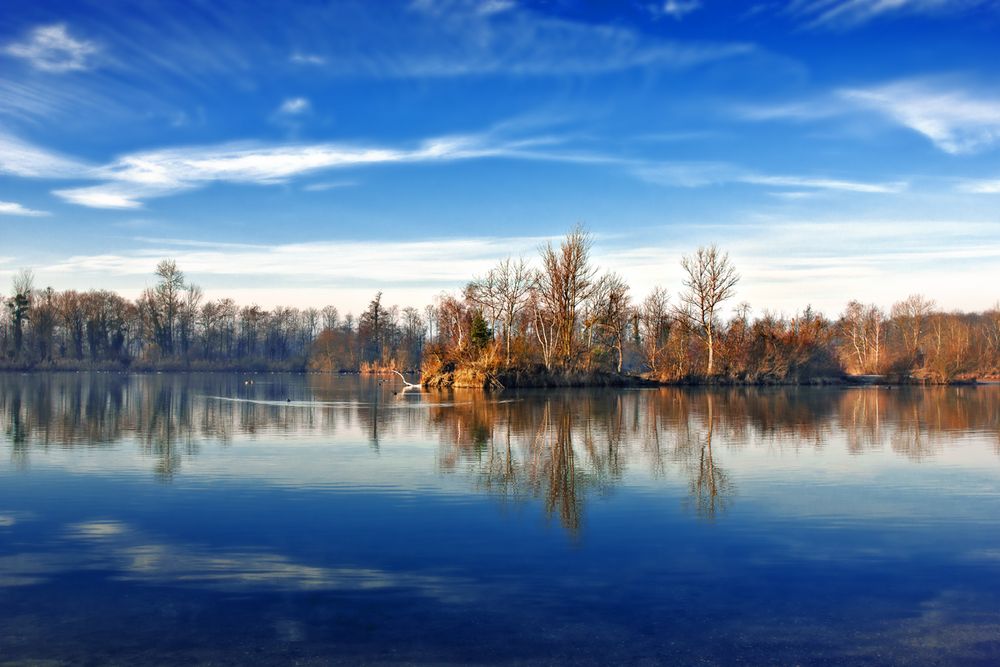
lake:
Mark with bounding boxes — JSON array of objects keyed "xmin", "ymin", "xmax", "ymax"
[{"xmin": 1, "ymin": 373, "xmax": 999, "ymax": 665}]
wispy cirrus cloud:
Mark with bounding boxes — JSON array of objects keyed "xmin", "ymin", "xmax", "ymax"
[
  {"xmin": 0, "ymin": 2, "xmax": 754, "ymax": 130},
  {"xmin": 788, "ymin": 0, "xmax": 991, "ymax": 29},
  {"xmin": 47, "ymin": 132, "xmax": 545, "ymax": 209},
  {"xmin": 0, "ymin": 132, "xmax": 92, "ymax": 178},
  {"xmin": 739, "ymin": 78, "xmax": 1000, "ymax": 154},
  {"xmin": 289, "ymin": 52, "xmax": 327, "ymax": 66},
  {"xmin": 302, "ymin": 180, "xmax": 358, "ymax": 192},
  {"xmin": 0, "ymin": 201, "xmax": 49, "ymax": 217},
  {"xmin": 630, "ymin": 161, "xmax": 907, "ymax": 193},
  {"xmin": 321, "ymin": 0, "xmax": 753, "ymax": 77},
  {"xmin": 840, "ymin": 80, "xmax": 1000, "ymax": 154},
  {"xmin": 0, "ymin": 123, "xmax": 905, "ymax": 209},
  {"xmin": 3, "ymin": 23, "xmax": 100, "ymax": 72},
  {"xmin": 740, "ymin": 173, "xmax": 907, "ymax": 193}
]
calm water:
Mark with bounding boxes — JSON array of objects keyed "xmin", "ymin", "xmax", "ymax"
[{"xmin": 1, "ymin": 374, "xmax": 999, "ymax": 665}]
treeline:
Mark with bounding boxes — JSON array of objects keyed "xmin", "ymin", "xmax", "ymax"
[
  {"xmin": 423, "ymin": 226, "xmax": 1000, "ymax": 384},
  {"xmin": 0, "ymin": 262, "xmax": 425, "ymax": 371},
  {"xmin": 5, "ymin": 228, "xmax": 1000, "ymax": 382}
]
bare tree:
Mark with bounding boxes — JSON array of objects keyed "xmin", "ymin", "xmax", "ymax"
[
  {"xmin": 591, "ymin": 272, "xmax": 631, "ymax": 372},
  {"xmin": 474, "ymin": 257, "xmax": 533, "ymax": 365},
  {"xmin": 321, "ymin": 305, "xmax": 339, "ymax": 331},
  {"xmin": 678, "ymin": 245, "xmax": 740, "ymax": 375},
  {"xmin": 535, "ymin": 225, "xmax": 598, "ymax": 369},
  {"xmin": 891, "ymin": 294, "xmax": 935, "ymax": 361},
  {"xmin": 150, "ymin": 259, "xmax": 185, "ymax": 355},
  {"xmin": 839, "ymin": 301, "xmax": 886, "ymax": 374},
  {"xmin": 8, "ymin": 269, "xmax": 34, "ymax": 358},
  {"xmin": 639, "ymin": 286, "xmax": 671, "ymax": 374}
]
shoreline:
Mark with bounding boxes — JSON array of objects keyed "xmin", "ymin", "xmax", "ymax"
[
  {"xmin": 420, "ymin": 367, "xmax": 985, "ymax": 389},
  {"xmin": 0, "ymin": 367, "xmax": 988, "ymax": 387}
]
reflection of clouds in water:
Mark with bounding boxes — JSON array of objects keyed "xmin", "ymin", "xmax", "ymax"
[
  {"xmin": 718, "ymin": 587, "xmax": 1000, "ymax": 662},
  {"xmin": 0, "ymin": 553, "xmax": 87, "ymax": 587},
  {"xmin": 67, "ymin": 519, "xmax": 126, "ymax": 538},
  {"xmin": 17, "ymin": 520, "xmax": 473, "ymax": 600},
  {"xmin": 964, "ymin": 549, "xmax": 1000, "ymax": 562},
  {"xmin": 0, "ymin": 510, "xmax": 36, "ymax": 528},
  {"xmin": 858, "ymin": 589, "xmax": 1000, "ymax": 660}
]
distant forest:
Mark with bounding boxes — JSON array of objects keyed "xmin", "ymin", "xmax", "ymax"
[{"xmin": 3, "ymin": 226, "xmax": 999, "ymax": 383}]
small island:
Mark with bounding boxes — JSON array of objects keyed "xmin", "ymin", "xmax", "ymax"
[{"xmin": 419, "ymin": 226, "xmax": 995, "ymax": 388}]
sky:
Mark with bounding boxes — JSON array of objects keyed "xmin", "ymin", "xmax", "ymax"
[{"xmin": 1, "ymin": 0, "xmax": 999, "ymax": 317}]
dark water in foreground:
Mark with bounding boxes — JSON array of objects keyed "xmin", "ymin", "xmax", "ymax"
[{"xmin": 1, "ymin": 374, "xmax": 999, "ymax": 665}]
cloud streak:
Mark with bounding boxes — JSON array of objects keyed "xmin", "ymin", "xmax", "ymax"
[
  {"xmin": 633, "ymin": 161, "xmax": 906, "ymax": 193},
  {"xmin": 0, "ymin": 123, "xmax": 908, "ymax": 209},
  {"xmin": 48, "ymin": 132, "xmax": 532, "ymax": 209},
  {"xmin": 788, "ymin": 0, "xmax": 990, "ymax": 28},
  {"xmin": 42, "ymin": 235, "xmax": 554, "ymax": 284},
  {"xmin": 957, "ymin": 179, "xmax": 1000, "ymax": 193},
  {"xmin": 0, "ymin": 132, "xmax": 93, "ymax": 178},
  {"xmin": 3, "ymin": 23, "xmax": 99, "ymax": 72},
  {"xmin": 840, "ymin": 80, "xmax": 1000, "ymax": 154},
  {"xmin": 305, "ymin": 0, "xmax": 753, "ymax": 77},
  {"xmin": 0, "ymin": 200, "xmax": 49, "ymax": 217},
  {"xmin": 740, "ymin": 78, "xmax": 1000, "ymax": 155}
]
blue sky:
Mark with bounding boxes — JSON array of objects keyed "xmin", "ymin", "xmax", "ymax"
[{"xmin": 2, "ymin": 0, "xmax": 999, "ymax": 316}]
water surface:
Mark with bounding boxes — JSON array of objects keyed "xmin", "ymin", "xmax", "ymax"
[{"xmin": 2, "ymin": 373, "xmax": 999, "ymax": 664}]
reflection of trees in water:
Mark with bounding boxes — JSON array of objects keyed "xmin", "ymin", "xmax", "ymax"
[
  {"xmin": 835, "ymin": 387, "xmax": 1000, "ymax": 461},
  {"xmin": 433, "ymin": 386, "xmax": 1000, "ymax": 531},
  {"xmin": 0, "ymin": 373, "xmax": 397, "ymax": 476},
  {"xmin": 433, "ymin": 391, "xmax": 732, "ymax": 531},
  {"xmin": 2, "ymin": 375, "xmax": 999, "ymax": 510},
  {"xmin": 684, "ymin": 394, "xmax": 732, "ymax": 520}
]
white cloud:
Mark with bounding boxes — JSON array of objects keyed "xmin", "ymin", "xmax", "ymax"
[
  {"xmin": 27, "ymin": 219, "xmax": 1000, "ymax": 315},
  {"xmin": 840, "ymin": 80, "xmax": 1000, "ymax": 154},
  {"xmin": 53, "ymin": 186, "xmax": 145, "ymax": 210},
  {"xmin": 657, "ymin": 1, "xmax": 703, "ymax": 19},
  {"xmin": 43, "ymin": 235, "xmax": 553, "ymax": 284},
  {"xmin": 477, "ymin": 0, "xmax": 517, "ymax": 15},
  {"xmin": 0, "ymin": 200, "xmax": 49, "ymax": 217},
  {"xmin": 0, "ymin": 125, "xmax": 906, "ymax": 209},
  {"xmin": 789, "ymin": 0, "xmax": 989, "ymax": 28},
  {"xmin": 289, "ymin": 52, "xmax": 327, "ymax": 66},
  {"xmin": 303, "ymin": 180, "xmax": 358, "ymax": 191},
  {"xmin": 3, "ymin": 23, "xmax": 99, "ymax": 72},
  {"xmin": 0, "ymin": 132, "xmax": 92, "ymax": 178},
  {"xmin": 957, "ymin": 179, "xmax": 1000, "ymax": 194},
  {"xmin": 597, "ymin": 218, "xmax": 1000, "ymax": 314},
  {"xmin": 47, "ymin": 133, "xmax": 514, "ymax": 209},
  {"xmin": 634, "ymin": 161, "xmax": 906, "ymax": 193},
  {"xmin": 742, "ymin": 174, "xmax": 907, "ymax": 193},
  {"xmin": 277, "ymin": 97, "xmax": 311, "ymax": 115},
  {"xmin": 344, "ymin": 0, "xmax": 751, "ymax": 76},
  {"xmin": 739, "ymin": 78, "xmax": 1000, "ymax": 155},
  {"xmin": 768, "ymin": 190, "xmax": 821, "ymax": 200}
]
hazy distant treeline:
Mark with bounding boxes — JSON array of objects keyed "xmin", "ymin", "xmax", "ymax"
[
  {"xmin": 0, "ymin": 262, "xmax": 425, "ymax": 372},
  {"xmin": 4, "ymin": 227, "xmax": 1000, "ymax": 381}
]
